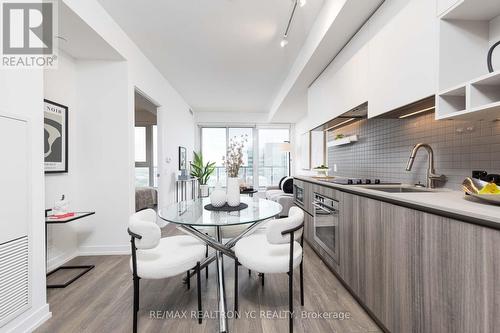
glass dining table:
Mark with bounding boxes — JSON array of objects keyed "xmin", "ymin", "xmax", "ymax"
[{"xmin": 158, "ymin": 196, "xmax": 282, "ymax": 333}]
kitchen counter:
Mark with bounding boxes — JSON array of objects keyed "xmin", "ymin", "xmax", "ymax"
[{"xmin": 295, "ymin": 176, "xmax": 500, "ymax": 230}]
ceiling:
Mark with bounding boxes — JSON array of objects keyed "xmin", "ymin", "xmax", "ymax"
[
  {"xmin": 97, "ymin": 0, "xmax": 324, "ymax": 113},
  {"xmin": 58, "ymin": 2, "xmax": 123, "ymax": 60}
]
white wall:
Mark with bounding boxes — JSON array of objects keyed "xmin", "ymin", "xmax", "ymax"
[
  {"xmin": 74, "ymin": 60, "xmax": 131, "ymax": 254},
  {"xmin": 40, "ymin": 0, "xmax": 197, "ymax": 258},
  {"xmin": 0, "ymin": 70, "xmax": 51, "ymax": 331},
  {"xmin": 62, "ymin": 0, "xmax": 195, "ymax": 210},
  {"xmin": 43, "ymin": 51, "xmax": 79, "ymax": 270}
]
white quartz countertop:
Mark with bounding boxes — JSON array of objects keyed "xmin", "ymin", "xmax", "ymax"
[{"xmin": 295, "ymin": 176, "xmax": 500, "ymax": 228}]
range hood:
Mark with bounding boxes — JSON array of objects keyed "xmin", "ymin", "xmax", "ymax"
[{"xmin": 313, "ymin": 102, "xmax": 368, "ymax": 132}]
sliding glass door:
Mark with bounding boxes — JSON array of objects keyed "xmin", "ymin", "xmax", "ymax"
[
  {"xmin": 200, "ymin": 126, "xmax": 289, "ymax": 189},
  {"xmin": 258, "ymin": 128, "xmax": 290, "ymax": 188}
]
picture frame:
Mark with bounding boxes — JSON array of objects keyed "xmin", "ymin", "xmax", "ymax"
[
  {"xmin": 44, "ymin": 99, "xmax": 68, "ymax": 173},
  {"xmin": 178, "ymin": 146, "xmax": 187, "ymax": 171}
]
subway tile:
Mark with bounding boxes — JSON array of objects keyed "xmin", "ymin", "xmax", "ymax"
[{"xmin": 328, "ymin": 112, "xmax": 500, "ymax": 190}]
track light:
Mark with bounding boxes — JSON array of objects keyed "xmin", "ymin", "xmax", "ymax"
[{"xmin": 280, "ymin": 0, "xmax": 300, "ymax": 47}]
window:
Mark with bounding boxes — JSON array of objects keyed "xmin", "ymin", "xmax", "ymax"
[
  {"xmin": 134, "ymin": 127, "xmax": 147, "ymax": 162},
  {"xmin": 200, "ymin": 126, "xmax": 289, "ymax": 189},
  {"xmin": 135, "ymin": 125, "xmax": 157, "ymax": 187},
  {"xmin": 258, "ymin": 129, "xmax": 290, "ymax": 188}
]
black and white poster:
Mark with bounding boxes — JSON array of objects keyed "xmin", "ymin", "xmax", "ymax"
[{"xmin": 44, "ymin": 99, "xmax": 68, "ymax": 173}]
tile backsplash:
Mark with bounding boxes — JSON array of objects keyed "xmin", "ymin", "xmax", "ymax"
[{"xmin": 327, "ymin": 112, "xmax": 500, "ymax": 190}]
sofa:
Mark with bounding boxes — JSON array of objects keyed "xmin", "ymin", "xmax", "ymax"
[{"xmin": 265, "ymin": 177, "xmax": 295, "ymax": 217}]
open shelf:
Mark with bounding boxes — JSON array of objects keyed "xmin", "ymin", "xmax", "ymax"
[
  {"xmin": 327, "ymin": 135, "xmax": 358, "ymax": 147},
  {"xmin": 437, "ymin": 71, "xmax": 500, "ymax": 120},
  {"xmin": 437, "ymin": 85, "xmax": 467, "ymax": 116},
  {"xmin": 441, "ymin": 0, "xmax": 500, "ymax": 20},
  {"xmin": 437, "ymin": 0, "xmax": 500, "ymax": 120},
  {"xmin": 470, "ymin": 71, "xmax": 500, "ymax": 108}
]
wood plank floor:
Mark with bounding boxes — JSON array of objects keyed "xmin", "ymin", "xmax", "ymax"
[{"xmin": 37, "ymin": 225, "xmax": 381, "ymax": 333}]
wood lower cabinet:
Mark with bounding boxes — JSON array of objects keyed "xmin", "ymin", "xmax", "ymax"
[
  {"xmin": 340, "ymin": 194, "xmax": 423, "ymax": 332},
  {"xmin": 339, "ymin": 192, "xmax": 500, "ymax": 333},
  {"xmin": 421, "ymin": 213, "xmax": 500, "ymax": 333}
]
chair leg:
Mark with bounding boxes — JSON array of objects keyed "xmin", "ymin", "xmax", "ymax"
[
  {"xmin": 205, "ymin": 245, "xmax": 209, "ymax": 279},
  {"xmin": 186, "ymin": 270, "xmax": 190, "ymax": 290},
  {"xmin": 133, "ymin": 276, "xmax": 140, "ymax": 333},
  {"xmin": 234, "ymin": 260, "xmax": 239, "ymax": 314},
  {"xmin": 288, "ymin": 270, "xmax": 293, "ymax": 333},
  {"xmin": 196, "ymin": 262, "xmax": 202, "ymax": 324},
  {"xmin": 300, "ymin": 261, "xmax": 304, "ymax": 306}
]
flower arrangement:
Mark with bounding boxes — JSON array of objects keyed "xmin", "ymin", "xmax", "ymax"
[{"xmin": 222, "ymin": 135, "xmax": 248, "ymax": 178}]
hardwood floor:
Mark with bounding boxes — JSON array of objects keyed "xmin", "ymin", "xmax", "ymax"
[{"xmin": 37, "ymin": 225, "xmax": 381, "ymax": 333}]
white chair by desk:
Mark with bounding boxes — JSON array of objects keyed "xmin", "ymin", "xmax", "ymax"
[
  {"xmin": 127, "ymin": 209, "xmax": 206, "ymax": 333},
  {"xmin": 234, "ymin": 206, "xmax": 305, "ymax": 333}
]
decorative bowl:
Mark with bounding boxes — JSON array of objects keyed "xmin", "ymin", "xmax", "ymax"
[{"xmin": 462, "ymin": 178, "xmax": 500, "ymax": 205}]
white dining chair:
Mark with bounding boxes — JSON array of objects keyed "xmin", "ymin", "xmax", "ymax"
[
  {"xmin": 127, "ymin": 209, "xmax": 206, "ymax": 333},
  {"xmin": 234, "ymin": 206, "xmax": 305, "ymax": 333}
]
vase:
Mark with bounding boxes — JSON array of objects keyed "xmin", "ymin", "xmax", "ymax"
[
  {"xmin": 226, "ymin": 177, "xmax": 241, "ymax": 207},
  {"xmin": 210, "ymin": 184, "xmax": 226, "ymax": 207},
  {"xmin": 200, "ymin": 184, "xmax": 209, "ymax": 198}
]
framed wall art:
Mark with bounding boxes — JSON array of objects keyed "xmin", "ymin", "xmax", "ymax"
[
  {"xmin": 44, "ymin": 99, "xmax": 68, "ymax": 173},
  {"xmin": 178, "ymin": 146, "xmax": 187, "ymax": 171}
]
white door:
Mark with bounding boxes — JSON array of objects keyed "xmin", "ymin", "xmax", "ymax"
[{"xmin": 0, "ymin": 115, "xmax": 29, "ymax": 243}]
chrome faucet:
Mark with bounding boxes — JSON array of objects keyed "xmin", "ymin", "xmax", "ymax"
[{"xmin": 406, "ymin": 143, "xmax": 445, "ymax": 189}]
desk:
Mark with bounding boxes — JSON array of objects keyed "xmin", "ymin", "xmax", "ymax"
[{"xmin": 45, "ymin": 210, "xmax": 95, "ymax": 288}]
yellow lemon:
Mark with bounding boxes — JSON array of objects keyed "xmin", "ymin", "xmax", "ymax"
[{"xmin": 479, "ymin": 183, "xmax": 500, "ymax": 195}]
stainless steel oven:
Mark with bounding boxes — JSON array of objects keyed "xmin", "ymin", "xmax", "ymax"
[
  {"xmin": 294, "ymin": 184, "xmax": 304, "ymax": 206},
  {"xmin": 312, "ymin": 193, "xmax": 339, "ymax": 264}
]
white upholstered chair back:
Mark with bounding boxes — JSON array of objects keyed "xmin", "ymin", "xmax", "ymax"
[
  {"xmin": 128, "ymin": 209, "xmax": 161, "ymax": 249},
  {"xmin": 266, "ymin": 206, "xmax": 304, "ymax": 245}
]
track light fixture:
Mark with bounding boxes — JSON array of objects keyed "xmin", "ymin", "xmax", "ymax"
[{"xmin": 280, "ymin": 0, "xmax": 305, "ymax": 47}]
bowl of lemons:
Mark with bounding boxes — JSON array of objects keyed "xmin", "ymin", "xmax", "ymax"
[{"xmin": 462, "ymin": 177, "xmax": 500, "ymax": 205}]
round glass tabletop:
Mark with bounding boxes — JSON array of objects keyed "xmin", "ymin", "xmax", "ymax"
[{"xmin": 158, "ymin": 196, "xmax": 282, "ymax": 227}]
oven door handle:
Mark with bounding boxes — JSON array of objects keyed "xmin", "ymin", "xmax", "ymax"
[{"xmin": 312, "ymin": 202, "xmax": 337, "ymax": 214}]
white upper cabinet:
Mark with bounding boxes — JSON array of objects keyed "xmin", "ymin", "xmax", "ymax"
[
  {"xmin": 308, "ymin": 46, "xmax": 369, "ymax": 130},
  {"xmin": 367, "ymin": 0, "xmax": 438, "ymax": 118}
]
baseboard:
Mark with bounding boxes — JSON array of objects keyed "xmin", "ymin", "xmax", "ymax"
[
  {"xmin": 47, "ymin": 251, "xmax": 78, "ymax": 272},
  {"xmin": 5, "ymin": 303, "xmax": 51, "ymax": 333},
  {"xmin": 78, "ymin": 244, "xmax": 130, "ymax": 256}
]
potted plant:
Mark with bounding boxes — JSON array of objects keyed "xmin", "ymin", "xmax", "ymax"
[
  {"xmin": 222, "ymin": 135, "xmax": 248, "ymax": 206},
  {"xmin": 313, "ymin": 164, "xmax": 330, "ymax": 177},
  {"xmin": 190, "ymin": 152, "xmax": 216, "ymax": 197}
]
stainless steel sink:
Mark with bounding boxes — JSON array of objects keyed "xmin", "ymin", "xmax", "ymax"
[
  {"xmin": 371, "ymin": 187, "xmax": 433, "ymax": 193},
  {"xmin": 360, "ymin": 186, "xmax": 434, "ymax": 193}
]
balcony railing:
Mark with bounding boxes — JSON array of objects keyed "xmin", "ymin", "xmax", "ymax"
[{"xmin": 207, "ymin": 166, "xmax": 288, "ymax": 188}]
